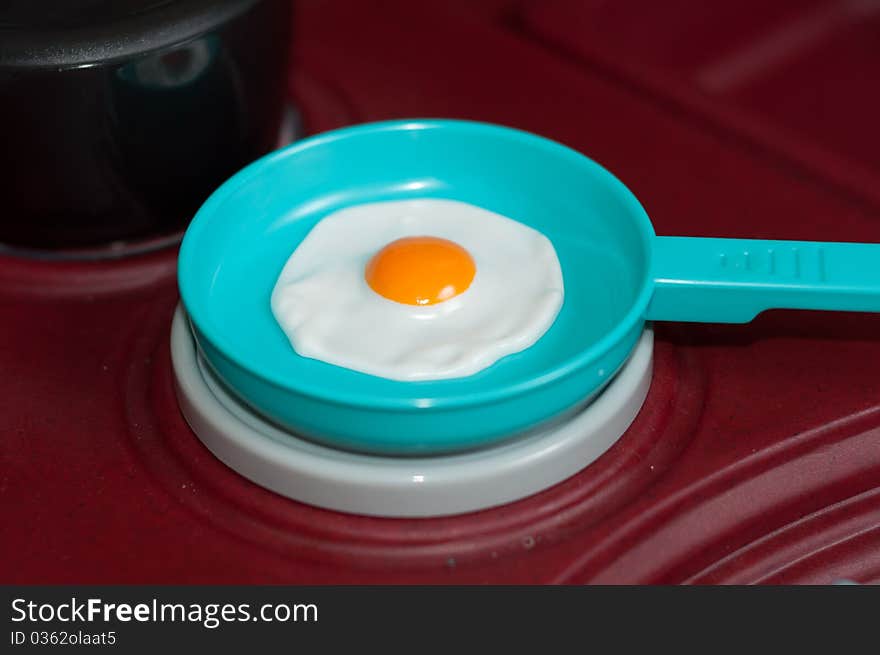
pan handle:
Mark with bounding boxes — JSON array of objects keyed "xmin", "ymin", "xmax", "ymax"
[{"xmin": 645, "ymin": 236, "xmax": 880, "ymax": 323}]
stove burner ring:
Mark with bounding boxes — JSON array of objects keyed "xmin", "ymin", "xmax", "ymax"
[{"xmin": 170, "ymin": 306, "xmax": 654, "ymax": 518}]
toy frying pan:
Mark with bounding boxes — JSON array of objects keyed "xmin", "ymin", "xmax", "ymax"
[{"xmin": 178, "ymin": 120, "xmax": 880, "ymax": 455}]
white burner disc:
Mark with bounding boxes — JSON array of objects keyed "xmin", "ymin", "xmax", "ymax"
[{"xmin": 171, "ymin": 306, "xmax": 653, "ymax": 517}]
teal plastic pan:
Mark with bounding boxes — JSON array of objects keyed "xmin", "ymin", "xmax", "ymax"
[{"xmin": 178, "ymin": 120, "xmax": 880, "ymax": 455}]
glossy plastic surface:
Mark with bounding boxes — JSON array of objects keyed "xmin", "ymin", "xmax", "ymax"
[
  {"xmin": 180, "ymin": 116, "xmax": 880, "ymax": 453},
  {"xmin": 0, "ymin": 0, "xmax": 291, "ymax": 249},
  {"xmin": 649, "ymin": 236, "xmax": 880, "ymax": 322},
  {"xmin": 173, "ymin": 306, "xmax": 654, "ymax": 517},
  {"xmin": 4, "ymin": 0, "xmax": 880, "ymax": 585},
  {"xmin": 178, "ymin": 119, "xmax": 654, "ymax": 454},
  {"xmin": 0, "ymin": 0, "xmax": 261, "ymax": 68}
]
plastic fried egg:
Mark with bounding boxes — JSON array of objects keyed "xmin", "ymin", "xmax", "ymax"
[{"xmin": 271, "ymin": 198, "xmax": 564, "ymax": 381}]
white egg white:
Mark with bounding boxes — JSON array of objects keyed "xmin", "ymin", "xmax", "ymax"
[{"xmin": 271, "ymin": 198, "xmax": 564, "ymax": 381}]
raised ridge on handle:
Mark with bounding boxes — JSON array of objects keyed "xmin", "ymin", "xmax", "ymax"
[
  {"xmin": 646, "ymin": 236, "xmax": 880, "ymax": 323},
  {"xmin": 716, "ymin": 244, "xmax": 826, "ymax": 282}
]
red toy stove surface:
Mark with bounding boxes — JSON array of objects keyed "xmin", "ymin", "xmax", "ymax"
[{"xmin": 2, "ymin": 0, "xmax": 879, "ymax": 584}]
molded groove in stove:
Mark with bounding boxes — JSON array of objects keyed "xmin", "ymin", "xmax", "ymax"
[
  {"xmin": 685, "ymin": 486, "xmax": 880, "ymax": 584},
  {"xmin": 121, "ymin": 290, "xmax": 704, "ymax": 571},
  {"xmin": 552, "ymin": 405, "xmax": 880, "ymax": 584},
  {"xmin": 0, "ymin": 250, "xmax": 178, "ymax": 298}
]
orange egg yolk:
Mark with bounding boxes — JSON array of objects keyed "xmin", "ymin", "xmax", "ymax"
[{"xmin": 365, "ymin": 236, "xmax": 476, "ymax": 306}]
